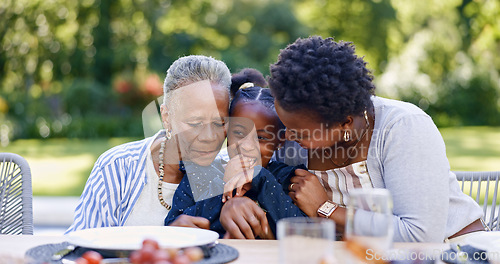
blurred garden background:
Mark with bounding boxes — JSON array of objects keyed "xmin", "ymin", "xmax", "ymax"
[{"xmin": 1, "ymin": 0, "xmax": 500, "ymax": 196}]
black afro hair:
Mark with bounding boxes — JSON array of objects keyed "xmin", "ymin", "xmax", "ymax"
[{"xmin": 268, "ymin": 36, "xmax": 375, "ymax": 125}]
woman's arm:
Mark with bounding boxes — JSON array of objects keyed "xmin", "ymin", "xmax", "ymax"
[
  {"xmin": 66, "ymin": 166, "xmax": 115, "ymax": 233},
  {"xmin": 288, "ymin": 169, "xmax": 347, "ymax": 233},
  {"xmin": 373, "ymin": 114, "xmax": 450, "ymax": 242}
]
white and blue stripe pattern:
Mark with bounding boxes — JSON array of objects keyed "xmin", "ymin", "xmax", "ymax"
[{"xmin": 65, "ymin": 136, "xmax": 155, "ymax": 233}]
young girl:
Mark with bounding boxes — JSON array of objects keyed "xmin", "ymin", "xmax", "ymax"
[{"xmin": 165, "ymin": 85, "xmax": 307, "ymax": 238}]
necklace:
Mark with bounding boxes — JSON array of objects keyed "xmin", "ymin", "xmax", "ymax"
[
  {"xmin": 158, "ymin": 135, "xmax": 171, "ymax": 210},
  {"xmin": 328, "ymin": 110, "xmax": 372, "ymax": 168}
]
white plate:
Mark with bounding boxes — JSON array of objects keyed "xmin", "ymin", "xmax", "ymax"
[
  {"xmin": 66, "ymin": 226, "xmax": 219, "ymax": 250},
  {"xmin": 464, "ymin": 231, "xmax": 500, "ymax": 264}
]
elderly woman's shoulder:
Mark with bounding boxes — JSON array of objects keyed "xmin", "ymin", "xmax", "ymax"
[{"xmin": 94, "ymin": 137, "xmax": 152, "ymax": 168}]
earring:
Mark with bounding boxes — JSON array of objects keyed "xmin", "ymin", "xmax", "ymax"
[
  {"xmin": 277, "ymin": 145, "xmax": 282, "ymax": 151},
  {"xmin": 165, "ymin": 129, "xmax": 172, "ymax": 140},
  {"xmin": 343, "ymin": 131, "xmax": 350, "ymax": 142}
]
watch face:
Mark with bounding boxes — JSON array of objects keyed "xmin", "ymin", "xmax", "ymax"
[
  {"xmin": 318, "ymin": 201, "xmax": 337, "ymax": 217},
  {"xmin": 323, "ymin": 203, "xmax": 335, "ymax": 211}
]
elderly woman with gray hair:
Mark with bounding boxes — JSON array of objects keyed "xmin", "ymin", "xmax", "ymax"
[{"xmin": 66, "ymin": 55, "xmax": 231, "ymax": 232}]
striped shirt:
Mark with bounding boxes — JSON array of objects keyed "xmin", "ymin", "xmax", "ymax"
[
  {"xmin": 65, "ymin": 135, "xmax": 155, "ymax": 233},
  {"xmin": 310, "ymin": 160, "xmax": 373, "ymax": 206}
]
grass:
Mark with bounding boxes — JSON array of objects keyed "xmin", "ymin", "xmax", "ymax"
[
  {"xmin": 2, "ymin": 137, "xmax": 140, "ymax": 196},
  {"xmin": 428, "ymin": 126, "xmax": 500, "ymax": 206},
  {"xmin": 440, "ymin": 126, "xmax": 500, "ymax": 171},
  {"xmin": 2, "ymin": 126, "xmax": 499, "ymax": 196}
]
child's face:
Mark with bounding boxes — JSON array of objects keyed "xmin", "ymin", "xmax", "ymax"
[{"xmin": 227, "ymin": 102, "xmax": 283, "ymax": 167}]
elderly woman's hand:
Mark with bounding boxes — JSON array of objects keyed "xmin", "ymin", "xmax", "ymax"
[
  {"xmin": 168, "ymin": 215, "xmax": 210, "ymax": 229},
  {"xmin": 288, "ymin": 169, "xmax": 329, "ymax": 217},
  {"xmin": 220, "ymin": 196, "xmax": 272, "ymax": 239}
]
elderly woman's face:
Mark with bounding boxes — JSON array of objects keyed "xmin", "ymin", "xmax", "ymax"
[{"xmin": 165, "ymin": 80, "xmax": 229, "ymax": 166}]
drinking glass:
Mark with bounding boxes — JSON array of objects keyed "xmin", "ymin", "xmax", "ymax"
[
  {"xmin": 277, "ymin": 217, "xmax": 335, "ymax": 264},
  {"xmin": 345, "ymin": 188, "xmax": 393, "ymax": 257}
]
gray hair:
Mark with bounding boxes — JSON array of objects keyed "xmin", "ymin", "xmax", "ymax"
[{"xmin": 163, "ymin": 55, "xmax": 231, "ymax": 106}]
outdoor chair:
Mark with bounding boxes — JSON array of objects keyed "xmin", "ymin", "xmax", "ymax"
[
  {"xmin": 453, "ymin": 171, "xmax": 500, "ymax": 231},
  {"xmin": 0, "ymin": 152, "xmax": 33, "ymax": 235}
]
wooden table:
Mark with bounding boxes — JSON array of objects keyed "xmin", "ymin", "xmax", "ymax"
[{"xmin": 0, "ymin": 235, "xmax": 449, "ymax": 263}]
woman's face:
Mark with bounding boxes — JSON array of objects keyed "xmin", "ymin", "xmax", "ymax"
[
  {"xmin": 275, "ymin": 100, "xmax": 343, "ymax": 150},
  {"xmin": 227, "ymin": 102, "xmax": 283, "ymax": 168},
  {"xmin": 163, "ymin": 80, "xmax": 229, "ymax": 166}
]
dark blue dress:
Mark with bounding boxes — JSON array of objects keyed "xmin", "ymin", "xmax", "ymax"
[{"xmin": 164, "ymin": 160, "xmax": 307, "ymax": 237}]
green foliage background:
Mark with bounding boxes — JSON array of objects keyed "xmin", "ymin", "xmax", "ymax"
[{"xmin": 1, "ymin": 0, "xmax": 499, "ymax": 142}]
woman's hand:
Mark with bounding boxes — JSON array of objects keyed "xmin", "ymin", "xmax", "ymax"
[
  {"xmin": 288, "ymin": 169, "xmax": 329, "ymax": 217},
  {"xmin": 168, "ymin": 215, "xmax": 210, "ymax": 229},
  {"xmin": 222, "ymin": 154, "xmax": 256, "ymax": 202},
  {"xmin": 220, "ymin": 196, "xmax": 271, "ymax": 239}
]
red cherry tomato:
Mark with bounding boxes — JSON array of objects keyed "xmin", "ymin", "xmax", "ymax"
[
  {"xmin": 142, "ymin": 238, "xmax": 160, "ymax": 250},
  {"xmin": 139, "ymin": 245, "xmax": 156, "ymax": 263},
  {"xmin": 155, "ymin": 261, "xmax": 173, "ymax": 264},
  {"xmin": 129, "ymin": 250, "xmax": 142, "ymax": 264},
  {"xmin": 75, "ymin": 257, "xmax": 89, "ymax": 264},
  {"xmin": 152, "ymin": 249, "xmax": 171, "ymax": 262},
  {"xmin": 81, "ymin": 251, "xmax": 103, "ymax": 264}
]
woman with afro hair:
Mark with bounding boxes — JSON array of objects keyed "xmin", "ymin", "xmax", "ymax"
[{"xmin": 220, "ymin": 36, "xmax": 484, "ymax": 243}]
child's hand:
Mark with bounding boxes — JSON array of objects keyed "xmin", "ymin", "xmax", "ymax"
[
  {"xmin": 223, "ymin": 178, "xmax": 252, "ymax": 202},
  {"xmin": 223, "ymin": 154, "xmax": 257, "ymax": 182},
  {"xmin": 220, "ymin": 197, "xmax": 271, "ymax": 239},
  {"xmin": 168, "ymin": 215, "xmax": 210, "ymax": 229},
  {"xmin": 223, "ymin": 154, "xmax": 257, "ymax": 202}
]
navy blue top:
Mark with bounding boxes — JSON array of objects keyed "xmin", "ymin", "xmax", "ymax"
[{"xmin": 165, "ymin": 161, "xmax": 307, "ymax": 237}]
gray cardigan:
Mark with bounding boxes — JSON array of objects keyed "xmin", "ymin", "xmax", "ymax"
[{"xmin": 277, "ymin": 96, "xmax": 483, "ymax": 242}]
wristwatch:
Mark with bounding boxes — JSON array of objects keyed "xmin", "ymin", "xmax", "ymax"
[{"xmin": 317, "ymin": 200, "xmax": 338, "ymax": 218}]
